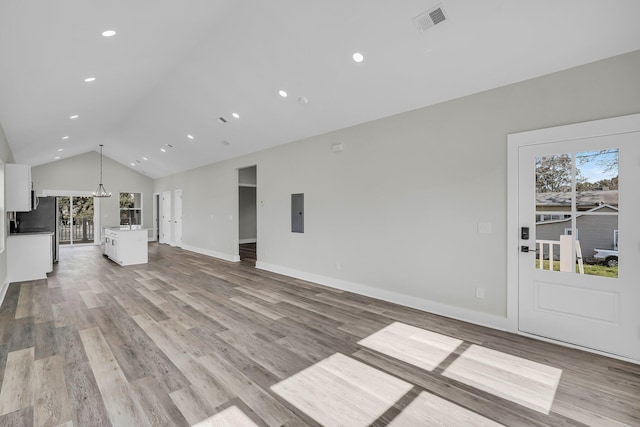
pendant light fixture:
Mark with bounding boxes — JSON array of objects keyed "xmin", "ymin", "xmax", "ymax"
[{"xmin": 93, "ymin": 144, "xmax": 111, "ymax": 198}]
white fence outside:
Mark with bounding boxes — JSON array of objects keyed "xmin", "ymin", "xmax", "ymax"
[{"xmin": 536, "ymin": 235, "xmax": 584, "ymax": 274}]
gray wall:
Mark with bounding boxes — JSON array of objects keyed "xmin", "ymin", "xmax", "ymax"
[
  {"xmin": 239, "ymin": 166, "xmax": 257, "ymax": 186},
  {"xmin": 154, "ymin": 50, "xmax": 640, "ymax": 322},
  {"xmin": 31, "ymin": 151, "xmax": 154, "ymax": 238},
  {"xmin": 0, "ymin": 122, "xmax": 15, "ymax": 291}
]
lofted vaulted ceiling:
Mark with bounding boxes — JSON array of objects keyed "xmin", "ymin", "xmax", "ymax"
[{"xmin": 1, "ymin": 0, "xmax": 639, "ymax": 178}]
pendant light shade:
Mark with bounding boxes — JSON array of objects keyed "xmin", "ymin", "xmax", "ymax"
[{"xmin": 93, "ymin": 144, "xmax": 111, "ymax": 198}]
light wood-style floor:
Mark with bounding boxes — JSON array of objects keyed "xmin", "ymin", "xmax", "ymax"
[{"xmin": 0, "ymin": 243, "xmax": 638, "ymax": 426}]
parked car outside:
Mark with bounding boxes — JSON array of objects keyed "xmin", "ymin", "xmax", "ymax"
[{"xmin": 592, "ymin": 248, "xmax": 618, "ymax": 267}]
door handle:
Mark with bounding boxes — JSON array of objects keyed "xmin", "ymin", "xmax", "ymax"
[{"xmin": 521, "ymin": 245, "xmax": 539, "ymax": 253}]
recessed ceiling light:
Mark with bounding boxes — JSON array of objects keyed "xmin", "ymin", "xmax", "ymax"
[
  {"xmin": 160, "ymin": 148, "xmax": 166, "ymax": 153},
  {"xmin": 298, "ymin": 97, "xmax": 309, "ymax": 105},
  {"xmin": 352, "ymin": 52, "xmax": 364, "ymax": 63},
  {"xmin": 187, "ymin": 134, "xmax": 194, "ymax": 140},
  {"xmin": 57, "ymin": 148, "xmax": 64, "ymax": 152},
  {"xmin": 130, "ymin": 163, "xmax": 136, "ymax": 167},
  {"xmin": 101, "ymin": 30, "xmax": 116, "ymax": 37},
  {"xmin": 142, "ymin": 157, "xmax": 148, "ymax": 161},
  {"xmin": 84, "ymin": 77, "xmax": 96, "ymax": 82},
  {"xmin": 54, "ymin": 156, "xmax": 60, "ymax": 160},
  {"xmin": 69, "ymin": 114, "xmax": 79, "ymax": 119},
  {"xmin": 232, "ymin": 113, "xmax": 240, "ymax": 119},
  {"xmin": 167, "ymin": 144, "xmax": 174, "ymax": 148},
  {"xmin": 62, "ymin": 136, "xmax": 69, "ymax": 140},
  {"xmin": 279, "ymin": 90, "xmax": 288, "ymax": 98},
  {"xmin": 218, "ymin": 117, "xmax": 228, "ymax": 124}
]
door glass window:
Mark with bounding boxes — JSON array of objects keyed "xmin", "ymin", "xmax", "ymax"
[
  {"xmin": 58, "ymin": 196, "xmax": 95, "ymax": 245},
  {"xmin": 535, "ymin": 149, "xmax": 619, "ymax": 278}
]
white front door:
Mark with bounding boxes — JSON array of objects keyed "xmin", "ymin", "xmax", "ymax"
[
  {"xmin": 173, "ymin": 190, "xmax": 182, "ymax": 247},
  {"xmin": 513, "ymin": 117, "xmax": 640, "ymax": 360}
]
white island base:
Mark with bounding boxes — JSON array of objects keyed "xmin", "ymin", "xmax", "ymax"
[{"xmin": 103, "ymin": 228, "xmax": 148, "ymax": 266}]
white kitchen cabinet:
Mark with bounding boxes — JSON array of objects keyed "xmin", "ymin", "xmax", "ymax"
[
  {"xmin": 103, "ymin": 227, "xmax": 148, "ymax": 266},
  {"xmin": 7, "ymin": 233, "xmax": 53, "ymax": 282},
  {"xmin": 6, "ymin": 164, "xmax": 32, "ymax": 212}
]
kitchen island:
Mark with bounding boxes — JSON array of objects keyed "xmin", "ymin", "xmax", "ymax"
[{"xmin": 103, "ymin": 227, "xmax": 148, "ymax": 266}]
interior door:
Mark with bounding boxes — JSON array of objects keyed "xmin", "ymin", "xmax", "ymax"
[
  {"xmin": 518, "ymin": 132, "xmax": 640, "ymax": 360},
  {"xmin": 161, "ymin": 191, "xmax": 171, "ymax": 245},
  {"xmin": 173, "ymin": 190, "xmax": 182, "ymax": 247}
]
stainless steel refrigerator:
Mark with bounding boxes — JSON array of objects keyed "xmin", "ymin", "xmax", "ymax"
[{"xmin": 14, "ymin": 196, "xmax": 59, "ymax": 263}]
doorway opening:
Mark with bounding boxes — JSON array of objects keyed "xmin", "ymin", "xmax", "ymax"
[
  {"xmin": 58, "ymin": 195, "xmax": 97, "ymax": 245},
  {"xmin": 238, "ymin": 166, "xmax": 257, "ymax": 265},
  {"xmin": 153, "ymin": 193, "xmax": 160, "ymax": 241}
]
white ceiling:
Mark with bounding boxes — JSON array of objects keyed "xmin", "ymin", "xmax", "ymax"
[{"xmin": 1, "ymin": 0, "xmax": 639, "ymax": 179}]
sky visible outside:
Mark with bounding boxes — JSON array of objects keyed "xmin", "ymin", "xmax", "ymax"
[{"xmin": 577, "ymin": 149, "xmax": 618, "ymax": 183}]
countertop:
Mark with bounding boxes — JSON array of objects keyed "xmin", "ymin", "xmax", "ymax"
[
  {"xmin": 103, "ymin": 226, "xmax": 148, "ymax": 232},
  {"xmin": 9, "ymin": 231, "xmax": 54, "ymax": 236}
]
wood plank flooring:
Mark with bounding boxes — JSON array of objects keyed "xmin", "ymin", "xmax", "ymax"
[
  {"xmin": 239, "ymin": 243, "xmax": 257, "ymax": 266},
  {"xmin": 0, "ymin": 243, "xmax": 639, "ymax": 426}
]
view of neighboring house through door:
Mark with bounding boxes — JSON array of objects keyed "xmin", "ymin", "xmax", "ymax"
[
  {"xmin": 509, "ymin": 114, "xmax": 640, "ymax": 361},
  {"xmin": 238, "ymin": 166, "xmax": 257, "ymax": 264}
]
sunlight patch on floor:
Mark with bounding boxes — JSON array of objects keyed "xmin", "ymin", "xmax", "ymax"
[
  {"xmin": 358, "ymin": 322, "xmax": 463, "ymax": 371},
  {"xmin": 443, "ymin": 344, "xmax": 562, "ymax": 414},
  {"xmin": 388, "ymin": 391, "xmax": 504, "ymax": 426},
  {"xmin": 271, "ymin": 353, "xmax": 413, "ymax": 427},
  {"xmin": 192, "ymin": 406, "xmax": 258, "ymax": 427}
]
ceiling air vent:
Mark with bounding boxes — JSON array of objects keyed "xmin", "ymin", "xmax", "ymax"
[
  {"xmin": 413, "ymin": 4, "xmax": 448, "ymax": 32},
  {"xmin": 218, "ymin": 116, "xmax": 228, "ymax": 124}
]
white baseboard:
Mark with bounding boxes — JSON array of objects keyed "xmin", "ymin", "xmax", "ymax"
[
  {"xmin": 255, "ymin": 261, "xmax": 509, "ymax": 331},
  {"xmin": 239, "ymin": 238, "xmax": 257, "ymax": 244},
  {"xmin": 182, "ymin": 244, "xmax": 240, "ymax": 263},
  {"xmin": 517, "ymin": 331, "xmax": 639, "ymax": 365}
]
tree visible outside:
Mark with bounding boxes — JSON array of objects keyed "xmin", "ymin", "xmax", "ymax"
[
  {"xmin": 59, "ymin": 196, "xmax": 94, "ymax": 225},
  {"xmin": 120, "ymin": 193, "xmax": 135, "ymax": 209},
  {"xmin": 536, "ymin": 154, "xmax": 572, "ymax": 192},
  {"xmin": 536, "ymin": 149, "xmax": 618, "ymax": 193},
  {"xmin": 58, "ymin": 196, "xmax": 95, "ymax": 243}
]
